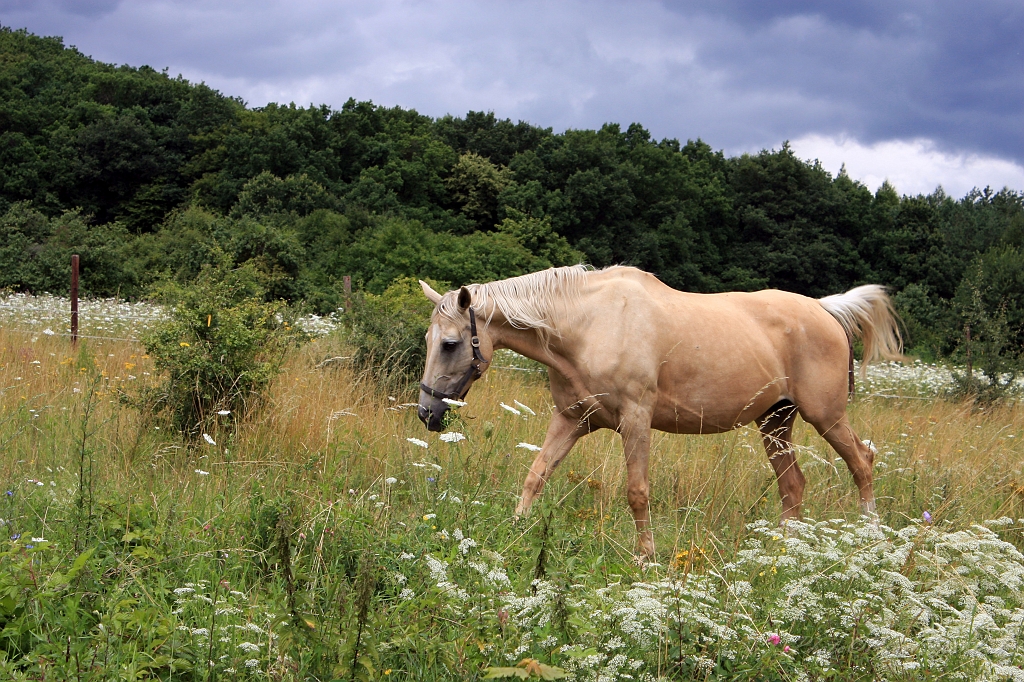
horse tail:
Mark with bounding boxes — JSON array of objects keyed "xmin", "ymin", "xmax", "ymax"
[{"xmin": 819, "ymin": 285, "xmax": 906, "ymax": 377}]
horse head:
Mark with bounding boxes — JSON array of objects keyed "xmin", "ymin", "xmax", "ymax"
[{"xmin": 417, "ymin": 281, "xmax": 492, "ymax": 431}]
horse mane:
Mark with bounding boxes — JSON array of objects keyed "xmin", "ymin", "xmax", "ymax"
[{"xmin": 437, "ymin": 264, "xmax": 605, "ymax": 331}]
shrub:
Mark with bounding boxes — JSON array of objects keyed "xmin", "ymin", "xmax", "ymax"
[
  {"xmin": 947, "ymin": 275, "xmax": 1023, "ymax": 403},
  {"xmin": 346, "ymin": 276, "xmax": 439, "ymax": 394},
  {"xmin": 139, "ymin": 261, "xmax": 307, "ymax": 439}
]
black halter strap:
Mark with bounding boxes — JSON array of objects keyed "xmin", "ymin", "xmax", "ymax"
[{"xmin": 420, "ymin": 307, "xmax": 487, "ymax": 402}]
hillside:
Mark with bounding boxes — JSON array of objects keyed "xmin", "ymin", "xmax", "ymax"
[{"xmin": 2, "ymin": 26, "xmax": 1023, "ymax": 360}]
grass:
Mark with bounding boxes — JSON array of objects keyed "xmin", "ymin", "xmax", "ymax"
[{"xmin": 1, "ymin": 324, "xmax": 1024, "ymax": 680}]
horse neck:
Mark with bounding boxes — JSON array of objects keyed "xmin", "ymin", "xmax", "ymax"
[{"xmin": 483, "ymin": 298, "xmax": 579, "ymax": 368}]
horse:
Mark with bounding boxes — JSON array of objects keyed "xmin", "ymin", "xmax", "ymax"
[{"xmin": 416, "ymin": 265, "xmax": 904, "ymax": 558}]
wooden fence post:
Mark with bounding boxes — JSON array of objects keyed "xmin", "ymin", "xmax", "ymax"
[
  {"xmin": 964, "ymin": 323, "xmax": 972, "ymax": 380},
  {"xmin": 344, "ymin": 275, "xmax": 352, "ymax": 313},
  {"xmin": 70, "ymin": 254, "xmax": 79, "ymax": 346}
]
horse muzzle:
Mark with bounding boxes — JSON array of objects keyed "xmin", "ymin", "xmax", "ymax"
[{"xmin": 417, "ymin": 400, "xmax": 447, "ymax": 432}]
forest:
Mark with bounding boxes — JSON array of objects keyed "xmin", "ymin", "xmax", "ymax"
[{"xmin": 2, "ymin": 26, "xmax": 1023, "ymax": 364}]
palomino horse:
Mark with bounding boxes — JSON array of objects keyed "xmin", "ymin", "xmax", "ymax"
[{"xmin": 417, "ymin": 265, "xmax": 904, "ymax": 558}]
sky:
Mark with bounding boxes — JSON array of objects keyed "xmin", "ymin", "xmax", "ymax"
[{"xmin": 3, "ymin": 0, "xmax": 1023, "ymax": 198}]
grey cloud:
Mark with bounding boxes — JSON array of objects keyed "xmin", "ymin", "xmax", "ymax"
[{"xmin": 3, "ymin": 0, "xmax": 1022, "ymax": 166}]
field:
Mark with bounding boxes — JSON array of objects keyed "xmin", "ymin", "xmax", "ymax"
[{"xmin": 2, "ymin": 294, "xmax": 1024, "ymax": 680}]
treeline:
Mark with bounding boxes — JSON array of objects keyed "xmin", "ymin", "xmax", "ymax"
[{"xmin": 2, "ymin": 26, "xmax": 1023, "ymax": 364}]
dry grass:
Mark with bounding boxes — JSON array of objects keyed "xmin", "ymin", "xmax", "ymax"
[{"xmin": 3, "ymin": 327, "xmax": 1022, "ymax": 559}]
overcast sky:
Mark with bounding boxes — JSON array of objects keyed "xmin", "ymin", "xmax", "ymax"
[{"xmin": 4, "ymin": 0, "xmax": 1023, "ymax": 197}]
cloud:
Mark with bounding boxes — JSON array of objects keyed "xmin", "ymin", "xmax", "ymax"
[
  {"xmin": 3, "ymin": 0, "xmax": 1022, "ymax": 195},
  {"xmin": 790, "ymin": 135, "xmax": 1024, "ymax": 198}
]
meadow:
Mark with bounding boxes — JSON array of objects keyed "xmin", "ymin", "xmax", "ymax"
[{"xmin": 2, "ymin": 295, "xmax": 1024, "ymax": 680}]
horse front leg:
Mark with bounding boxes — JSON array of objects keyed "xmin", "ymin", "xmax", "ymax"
[
  {"xmin": 620, "ymin": 412, "xmax": 656, "ymax": 560},
  {"xmin": 515, "ymin": 411, "xmax": 585, "ymax": 517}
]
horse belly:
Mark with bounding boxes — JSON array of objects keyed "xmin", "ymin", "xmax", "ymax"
[{"xmin": 649, "ymin": 357, "xmax": 787, "ymax": 435}]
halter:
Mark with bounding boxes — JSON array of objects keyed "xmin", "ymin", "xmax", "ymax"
[{"xmin": 420, "ymin": 307, "xmax": 487, "ymax": 402}]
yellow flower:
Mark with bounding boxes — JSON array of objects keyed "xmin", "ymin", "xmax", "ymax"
[
  {"xmin": 384, "ymin": 670, "xmax": 392, "ymax": 676},
  {"xmin": 180, "ymin": 342, "xmax": 190, "ymax": 347}
]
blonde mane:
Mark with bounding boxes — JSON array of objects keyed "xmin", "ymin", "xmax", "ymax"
[{"xmin": 436, "ymin": 265, "xmax": 598, "ymax": 331}]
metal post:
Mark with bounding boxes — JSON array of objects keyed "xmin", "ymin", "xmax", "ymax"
[{"xmin": 70, "ymin": 254, "xmax": 80, "ymax": 345}]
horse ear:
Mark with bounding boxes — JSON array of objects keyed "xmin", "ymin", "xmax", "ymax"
[
  {"xmin": 458, "ymin": 286, "xmax": 472, "ymax": 311},
  {"xmin": 419, "ymin": 280, "xmax": 442, "ymax": 305}
]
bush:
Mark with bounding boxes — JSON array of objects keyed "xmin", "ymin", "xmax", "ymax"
[
  {"xmin": 139, "ymin": 262, "xmax": 307, "ymax": 438},
  {"xmin": 946, "ymin": 273, "xmax": 1023, "ymax": 403},
  {"xmin": 346, "ymin": 276, "xmax": 439, "ymax": 394}
]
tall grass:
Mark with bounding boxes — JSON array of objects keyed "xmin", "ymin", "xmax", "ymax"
[{"xmin": 1, "ymin": 327, "xmax": 1024, "ymax": 679}]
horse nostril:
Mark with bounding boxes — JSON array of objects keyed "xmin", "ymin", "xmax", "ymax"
[{"xmin": 418, "ymin": 406, "xmax": 430, "ymax": 424}]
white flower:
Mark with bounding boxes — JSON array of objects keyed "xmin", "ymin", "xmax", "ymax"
[
  {"xmin": 238, "ymin": 642, "xmax": 260, "ymax": 653},
  {"xmin": 442, "ymin": 398, "xmax": 467, "ymax": 407},
  {"xmin": 406, "ymin": 437, "xmax": 429, "ymax": 448},
  {"xmin": 31, "ymin": 537, "xmax": 45, "ymax": 542},
  {"xmin": 439, "ymin": 432, "xmax": 465, "ymax": 443},
  {"xmin": 42, "ymin": 328, "xmax": 55, "ymax": 335},
  {"xmin": 244, "ymin": 659, "xmax": 260, "ymax": 669},
  {"xmin": 217, "ymin": 410, "xmax": 231, "ymax": 416},
  {"xmin": 194, "ymin": 469, "xmax": 210, "ymax": 476},
  {"xmin": 516, "ymin": 442, "xmax": 542, "ymax": 452},
  {"xmin": 513, "ymin": 400, "xmax": 536, "ymax": 415},
  {"xmin": 202, "ymin": 433, "xmax": 216, "ymax": 446},
  {"xmin": 399, "ymin": 588, "xmax": 416, "ymax": 600},
  {"xmin": 423, "ymin": 513, "xmax": 437, "ymax": 520},
  {"xmin": 385, "ymin": 477, "xmax": 398, "ymax": 485},
  {"xmin": 499, "ymin": 402, "xmax": 522, "ymax": 416}
]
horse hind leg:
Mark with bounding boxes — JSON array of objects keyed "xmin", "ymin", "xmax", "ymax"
[
  {"xmin": 758, "ymin": 399, "xmax": 804, "ymax": 520},
  {"xmin": 805, "ymin": 411, "xmax": 876, "ymax": 517}
]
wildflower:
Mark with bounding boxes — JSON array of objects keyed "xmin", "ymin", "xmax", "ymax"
[
  {"xmin": 244, "ymin": 659, "xmax": 260, "ymax": 669},
  {"xmin": 516, "ymin": 442, "xmax": 542, "ymax": 452},
  {"xmin": 923, "ymin": 510, "xmax": 932, "ymax": 524},
  {"xmin": 423, "ymin": 513, "xmax": 436, "ymax": 520},
  {"xmin": 513, "ymin": 400, "xmax": 536, "ymax": 415},
  {"xmin": 768, "ymin": 633, "xmax": 781, "ymax": 646},
  {"xmin": 385, "ymin": 477, "xmax": 398, "ymax": 485},
  {"xmin": 427, "ymin": 477, "xmax": 436, "ymax": 483},
  {"xmin": 31, "ymin": 537, "xmax": 44, "ymax": 542},
  {"xmin": 195, "ymin": 469, "xmax": 210, "ymax": 476},
  {"xmin": 180, "ymin": 342, "xmax": 190, "ymax": 347},
  {"xmin": 217, "ymin": 410, "xmax": 231, "ymax": 416},
  {"xmin": 784, "ymin": 645, "xmax": 791, "ymax": 653},
  {"xmin": 203, "ymin": 433, "xmax": 216, "ymax": 446},
  {"xmin": 442, "ymin": 398, "xmax": 467, "ymax": 407},
  {"xmin": 439, "ymin": 432, "xmax": 465, "ymax": 443},
  {"xmin": 4, "ymin": 491, "xmax": 11, "ymax": 497},
  {"xmin": 42, "ymin": 328, "xmax": 54, "ymax": 336},
  {"xmin": 406, "ymin": 437, "xmax": 429, "ymax": 448},
  {"xmin": 238, "ymin": 642, "xmax": 260, "ymax": 653},
  {"xmin": 298, "ymin": 532, "xmax": 306, "ymax": 541},
  {"xmin": 499, "ymin": 402, "xmax": 522, "ymax": 416}
]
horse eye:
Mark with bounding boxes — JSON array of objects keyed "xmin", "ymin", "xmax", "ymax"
[{"xmin": 441, "ymin": 340, "xmax": 459, "ymax": 352}]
